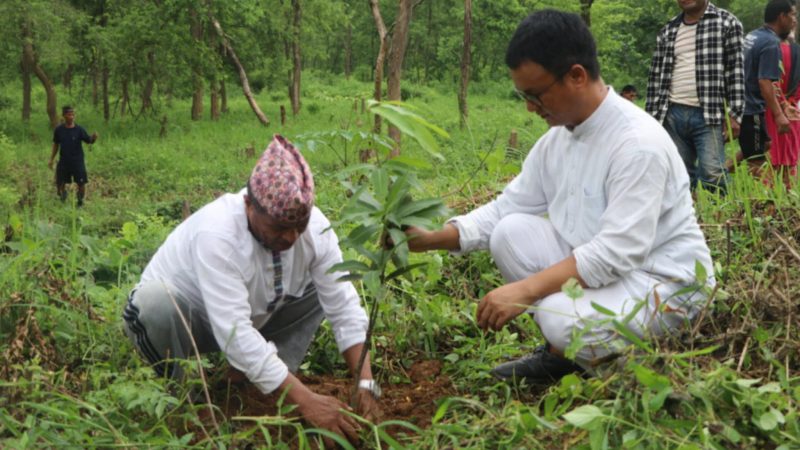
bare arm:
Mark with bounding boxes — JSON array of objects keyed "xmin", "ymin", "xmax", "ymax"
[
  {"xmin": 406, "ymin": 223, "xmax": 461, "ymax": 252},
  {"xmin": 476, "ymin": 254, "xmax": 586, "ymax": 331},
  {"xmin": 760, "ymin": 78, "xmax": 789, "ymax": 134},
  {"xmin": 48, "ymin": 143, "xmax": 58, "ymax": 170}
]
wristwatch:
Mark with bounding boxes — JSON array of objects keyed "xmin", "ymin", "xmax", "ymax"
[{"xmin": 358, "ymin": 379, "xmax": 382, "ymax": 398}]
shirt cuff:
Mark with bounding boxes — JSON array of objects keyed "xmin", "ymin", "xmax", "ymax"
[
  {"xmin": 447, "ymin": 215, "xmax": 481, "ymax": 256},
  {"xmin": 334, "ymin": 326, "xmax": 367, "ymax": 354},
  {"xmin": 250, "ymin": 351, "xmax": 290, "ymax": 394}
]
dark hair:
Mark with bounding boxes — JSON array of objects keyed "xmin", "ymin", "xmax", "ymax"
[
  {"xmin": 621, "ymin": 84, "xmax": 637, "ymax": 93},
  {"xmin": 765, "ymin": 0, "xmax": 795, "ymax": 23},
  {"xmin": 246, "ymin": 181, "xmax": 268, "ymax": 215},
  {"xmin": 505, "ymin": 9, "xmax": 600, "ymax": 79},
  {"xmin": 62, "ymin": 105, "xmax": 74, "ymax": 115}
]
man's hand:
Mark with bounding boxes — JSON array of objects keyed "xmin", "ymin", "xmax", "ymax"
[
  {"xmin": 354, "ymin": 389, "xmax": 383, "ymax": 422},
  {"xmin": 91, "ymin": 132, "xmax": 99, "ymax": 143},
  {"xmin": 296, "ymin": 392, "xmax": 361, "ymax": 448},
  {"xmin": 724, "ymin": 117, "xmax": 740, "ymax": 142},
  {"xmin": 777, "ymin": 114, "xmax": 791, "ymax": 134},
  {"xmin": 405, "ymin": 225, "xmax": 431, "ymax": 252},
  {"xmin": 476, "ymin": 281, "xmax": 535, "ymax": 331},
  {"xmin": 48, "ymin": 159, "xmax": 54, "ymax": 170}
]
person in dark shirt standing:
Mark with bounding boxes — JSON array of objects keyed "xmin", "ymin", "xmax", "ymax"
[{"xmin": 48, "ymin": 106, "xmax": 98, "ymax": 207}]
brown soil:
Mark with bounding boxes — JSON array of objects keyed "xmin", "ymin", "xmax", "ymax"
[{"xmin": 207, "ymin": 360, "xmax": 454, "ymax": 443}]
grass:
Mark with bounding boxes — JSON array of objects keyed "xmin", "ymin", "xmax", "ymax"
[{"xmin": 1, "ymin": 74, "xmax": 798, "ymax": 449}]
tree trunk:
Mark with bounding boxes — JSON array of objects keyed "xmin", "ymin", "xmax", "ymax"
[
  {"xmin": 190, "ymin": 8, "xmax": 204, "ymax": 121},
  {"xmin": 220, "ymin": 78, "xmax": 228, "ymax": 113},
  {"xmin": 91, "ymin": 63, "xmax": 99, "ymax": 108},
  {"xmin": 210, "ymin": 79, "xmax": 220, "ymax": 120},
  {"xmin": 140, "ymin": 51, "xmax": 155, "ymax": 115},
  {"xmin": 290, "ymin": 0, "xmax": 302, "ymax": 116},
  {"xmin": 120, "ymin": 78, "xmax": 130, "ymax": 117},
  {"xmin": 21, "ymin": 56, "xmax": 31, "ymax": 122},
  {"xmin": 579, "ymin": 0, "xmax": 593, "ymax": 28},
  {"xmin": 344, "ymin": 23, "xmax": 353, "ymax": 79},
  {"xmin": 22, "ymin": 22, "xmax": 57, "ymax": 129},
  {"xmin": 458, "ymin": 0, "xmax": 472, "ymax": 128},
  {"xmin": 63, "ymin": 64, "xmax": 73, "ymax": 92},
  {"xmin": 102, "ymin": 64, "xmax": 110, "ymax": 122},
  {"xmin": 369, "ymin": 0, "xmax": 388, "ymax": 135},
  {"xmin": 387, "ymin": 0, "xmax": 414, "ymax": 156},
  {"xmin": 210, "ymin": 16, "xmax": 269, "ymax": 126}
]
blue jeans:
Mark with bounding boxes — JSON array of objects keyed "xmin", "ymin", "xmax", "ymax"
[{"xmin": 663, "ymin": 104, "xmax": 727, "ymax": 192}]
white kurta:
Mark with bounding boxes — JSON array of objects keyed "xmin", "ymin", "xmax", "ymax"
[
  {"xmin": 140, "ymin": 191, "xmax": 368, "ymax": 393},
  {"xmin": 450, "ymin": 89, "xmax": 714, "ymax": 365}
]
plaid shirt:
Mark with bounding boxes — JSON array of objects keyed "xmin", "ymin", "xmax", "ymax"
[{"xmin": 646, "ymin": 3, "xmax": 744, "ymax": 125}]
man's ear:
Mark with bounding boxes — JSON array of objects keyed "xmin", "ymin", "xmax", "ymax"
[
  {"xmin": 565, "ymin": 64, "xmax": 590, "ymax": 88},
  {"xmin": 244, "ymin": 194, "xmax": 251, "ymax": 208}
]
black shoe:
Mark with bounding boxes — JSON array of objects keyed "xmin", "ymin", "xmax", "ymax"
[
  {"xmin": 490, "ymin": 345, "xmax": 584, "ymax": 384},
  {"xmin": 59, "ymin": 191, "xmax": 68, "ymax": 202}
]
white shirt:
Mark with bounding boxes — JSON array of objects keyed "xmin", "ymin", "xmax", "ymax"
[
  {"xmin": 669, "ymin": 22, "xmax": 702, "ymax": 107},
  {"xmin": 140, "ymin": 192, "xmax": 368, "ymax": 393},
  {"xmin": 450, "ymin": 89, "xmax": 713, "ymax": 289}
]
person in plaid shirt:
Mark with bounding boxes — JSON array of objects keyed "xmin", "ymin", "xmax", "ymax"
[{"xmin": 646, "ymin": 0, "xmax": 744, "ymax": 193}]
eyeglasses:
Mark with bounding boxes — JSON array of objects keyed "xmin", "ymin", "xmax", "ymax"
[{"xmin": 514, "ymin": 76, "xmax": 561, "ymax": 107}]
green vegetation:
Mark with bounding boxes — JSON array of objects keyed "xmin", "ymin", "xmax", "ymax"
[{"xmin": 1, "ymin": 0, "xmax": 798, "ymax": 448}]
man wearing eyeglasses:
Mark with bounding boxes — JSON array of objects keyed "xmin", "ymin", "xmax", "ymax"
[
  {"xmin": 404, "ymin": 10, "xmax": 714, "ymax": 385},
  {"xmin": 646, "ymin": 0, "xmax": 744, "ymax": 194}
]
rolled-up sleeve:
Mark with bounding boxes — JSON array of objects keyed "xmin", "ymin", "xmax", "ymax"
[
  {"xmin": 449, "ymin": 141, "xmax": 549, "ymax": 254},
  {"xmin": 310, "ymin": 218, "xmax": 368, "ymax": 353},
  {"xmin": 573, "ymin": 150, "xmax": 669, "ymax": 287},
  {"xmin": 194, "ymin": 234, "xmax": 288, "ymax": 394}
]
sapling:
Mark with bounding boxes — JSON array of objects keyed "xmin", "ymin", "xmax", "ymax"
[{"xmin": 325, "ymin": 100, "xmax": 449, "ymax": 409}]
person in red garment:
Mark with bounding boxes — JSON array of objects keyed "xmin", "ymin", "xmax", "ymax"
[{"xmin": 764, "ymin": 33, "xmax": 800, "ymax": 188}]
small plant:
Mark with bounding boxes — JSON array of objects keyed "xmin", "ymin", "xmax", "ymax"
[{"xmin": 326, "ymin": 100, "xmax": 450, "ymax": 407}]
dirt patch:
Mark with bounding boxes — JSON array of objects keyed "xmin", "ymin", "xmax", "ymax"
[{"xmin": 206, "ymin": 360, "xmax": 454, "ymax": 444}]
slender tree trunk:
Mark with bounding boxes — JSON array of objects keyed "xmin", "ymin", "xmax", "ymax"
[
  {"xmin": 220, "ymin": 78, "xmax": 228, "ymax": 113},
  {"xmin": 120, "ymin": 78, "xmax": 130, "ymax": 118},
  {"xmin": 190, "ymin": 8, "xmax": 204, "ymax": 121},
  {"xmin": 344, "ymin": 22, "xmax": 353, "ymax": 79},
  {"xmin": 22, "ymin": 22, "xmax": 58, "ymax": 129},
  {"xmin": 91, "ymin": 63, "xmax": 99, "ymax": 108},
  {"xmin": 63, "ymin": 64, "xmax": 73, "ymax": 92},
  {"xmin": 579, "ymin": 0, "xmax": 593, "ymax": 28},
  {"xmin": 458, "ymin": 0, "xmax": 472, "ymax": 128},
  {"xmin": 210, "ymin": 16, "xmax": 269, "ymax": 126},
  {"xmin": 140, "ymin": 51, "xmax": 155, "ymax": 115},
  {"xmin": 387, "ymin": 0, "xmax": 413, "ymax": 156},
  {"xmin": 102, "ymin": 63, "xmax": 110, "ymax": 122},
  {"xmin": 290, "ymin": 0, "xmax": 302, "ymax": 116},
  {"xmin": 21, "ymin": 56, "xmax": 31, "ymax": 122},
  {"xmin": 210, "ymin": 79, "xmax": 220, "ymax": 120},
  {"xmin": 369, "ymin": 0, "xmax": 388, "ymax": 135}
]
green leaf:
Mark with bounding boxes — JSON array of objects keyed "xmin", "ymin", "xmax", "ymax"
[
  {"xmin": 631, "ymin": 364, "xmax": 670, "ymax": 390},
  {"xmin": 387, "ymin": 262, "xmax": 427, "ymax": 281},
  {"xmin": 563, "ymin": 405, "xmax": 604, "ymax": 429},
  {"xmin": 396, "ymin": 198, "xmax": 446, "ymax": 219},
  {"xmin": 649, "ymin": 386, "xmax": 673, "ymax": 410},
  {"xmin": 590, "ymin": 301, "xmax": 616, "ymax": 316},
  {"xmin": 367, "ymin": 100, "xmax": 448, "ymax": 161},
  {"xmin": 612, "ymin": 320, "xmax": 653, "ymax": 353},
  {"xmin": 694, "ymin": 260, "xmax": 708, "ymax": 284},
  {"xmin": 344, "ymin": 224, "xmax": 380, "ymax": 247},
  {"xmin": 327, "ymin": 260, "xmax": 372, "ymax": 274},
  {"xmin": 371, "ymin": 168, "xmax": 389, "ymax": 202}
]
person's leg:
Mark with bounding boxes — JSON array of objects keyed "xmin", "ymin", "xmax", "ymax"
[
  {"xmin": 488, "ymin": 214, "xmax": 584, "ymax": 383},
  {"xmin": 488, "ymin": 213, "xmax": 572, "ymax": 283},
  {"xmin": 663, "ymin": 105, "xmax": 699, "ymax": 188},
  {"xmin": 258, "ymin": 284, "xmax": 324, "ymax": 373},
  {"xmin": 55, "ymin": 163, "xmax": 68, "ymax": 202},
  {"xmin": 693, "ymin": 114, "xmax": 727, "ymax": 193},
  {"xmin": 75, "ymin": 163, "xmax": 88, "ymax": 207},
  {"xmin": 533, "ymin": 272, "xmax": 704, "ymax": 371},
  {"xmin": 122, "ymin": 280, "xmax": 219, "ymax": 379}
]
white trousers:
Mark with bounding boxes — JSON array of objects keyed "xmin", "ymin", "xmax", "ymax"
[{"xmin": 488, "ymin": 214, "xmax": 703, "ymax": 369}]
